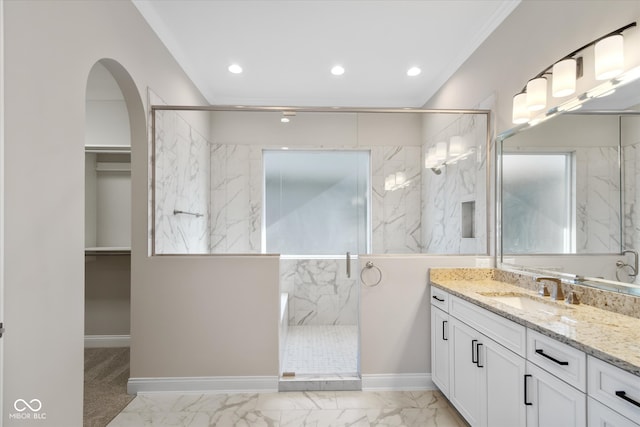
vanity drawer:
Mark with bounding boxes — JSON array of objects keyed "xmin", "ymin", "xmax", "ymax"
[
  {"xmin": 588, "ymin": 355, "xmax": 640, "ymax": 422},
  {"xmin": 430, "ymin": 287, "xmax": 450, "ymax": 312},
  {"xmin": 527, "ymin": 329, "xmax": 587, "ymax": 391},
  {"xmin": 450, "ymin": 295, "xmax": 526, "ymax": 357}
]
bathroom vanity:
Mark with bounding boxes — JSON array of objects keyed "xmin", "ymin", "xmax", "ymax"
[{"xmin": 430, "ymin": 268, "xmax": 640, "ymax": 427}]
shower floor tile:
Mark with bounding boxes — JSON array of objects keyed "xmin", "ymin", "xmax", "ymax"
[{"xmin": 282, "ymin": 325, "xmax": 358, "ymax": 375}]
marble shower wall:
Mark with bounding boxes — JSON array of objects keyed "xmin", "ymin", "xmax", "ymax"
[
  {"xmin": 280, "ymin": 258, "xmax": 358, "ymax": 326},
  {"xmin": 154, "ymin": 110, "xmax": 211, "ymax": 254},
  {"xmin": 371, "ymin": 146, "xmax": 423, "ymax": 253},
  {"xmin": 576, "ymin": 146, "xmax": 620, "ymax": 253},
  {"xmin": 209, "ymin": 144, "xmax": 262, "ymax": 253},
  {"xmin": 422, "ymin": 114, "xmax": 487, "ymax": 254},
  {"xmin": 209, "ymin": 143, "xmax": 422, "ymax": 255}
]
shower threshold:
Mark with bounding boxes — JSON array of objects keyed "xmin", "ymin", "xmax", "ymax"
[{"xmin": 278, "ymin": 373, "xmax": 362, "ymax": 392}]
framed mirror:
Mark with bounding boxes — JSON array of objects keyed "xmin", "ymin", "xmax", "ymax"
[{"xmin": 498, "ymin": 77, "xmax": 640, "ymax": 295}]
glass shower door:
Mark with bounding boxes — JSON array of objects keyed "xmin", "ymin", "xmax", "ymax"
[{"xmin": 264, "ymin": 150, "xmax": 369, "ymax": 383}]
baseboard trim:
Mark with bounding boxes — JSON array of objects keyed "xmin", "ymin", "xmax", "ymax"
[
  {"xmin": 361, "ymin": 373, "xmax": 435, "ymax": 391},
  {"xmin": 84, "ymin": 334, "xmax": 130, "ymax": 348},
  {"xmin": 127, "ymin": 376, "xmax": 279, "ymax": 395}
]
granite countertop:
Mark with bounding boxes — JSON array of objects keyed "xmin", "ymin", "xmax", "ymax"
[{"xmin": 430, "ymin": 270, "xmax": 640, "ymax": 377}]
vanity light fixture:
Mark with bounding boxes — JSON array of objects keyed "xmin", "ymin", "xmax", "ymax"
[
  {"xmin": 512, "ymin": 93, "xmax": 529, "ymax": 124},
  {"xmin": 331, "ymin": 65, "xmax": 345, "ymax": 76},
  {"xmin": 228, "ymin": 64, "xmax": 243, "ymax": 74},
  {"xmin": 384, "ymin": 171, "xmax": 411, "ymax": 192},
  {"xmin": 511, "ymin": 22, "xmax": 636, "ymax": 124},
  {"xmin": 424, "ymin": 137, "xmax": 474, "ymax": 172},
  {"xmin": 526, "ymin": 77, "xmax": 547, "ymax": 111},
  {"xmin": 552, "ymin": 58, "xmax": 578, "ymax": 97},
  {"xmin": 407, "ymin": 67, "xmax": 422, "ymax": 77},
  {"xmin": 595, "ymin": 34, "xmax": 624, "ymax": 80},
  {"xmin": 448, "ymin": 135, "xmax": 464, "ymax": 157},
  {"xmin": 435, "ymin": 141, "xmax": 447, "ymax": 161}
]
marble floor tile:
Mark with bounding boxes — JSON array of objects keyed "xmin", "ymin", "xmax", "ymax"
[
  {"xmin": 257, "ymin": 391, "xmax": 338, "ymax": 410},
  {"xmin": 108, "ymin": 390, "xmax": 469, "ymax": 427}
]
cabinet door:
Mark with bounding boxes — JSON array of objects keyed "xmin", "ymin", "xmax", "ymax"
[
  {"xmin": 526, "ymin": 361, "xmax": 586, "ymax": 427},
  {"xmin": 449, "ymin": 317, "xmax": 482, "ymax": 426},
  {"xmin": 481, "ymin": 337, "xmax": 526, "ymax": 427},
  {"xmin": 589, "ymin": 397, "xmax": 640, "ymax": 427},
  {"xmin": 431, "ymin": 306, "xmax": 450, "ymax": 396}
]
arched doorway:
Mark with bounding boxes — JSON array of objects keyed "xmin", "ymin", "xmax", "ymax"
[{"xmin": 83, "ymin": 58, "xmax": 144, "ymax": 425}]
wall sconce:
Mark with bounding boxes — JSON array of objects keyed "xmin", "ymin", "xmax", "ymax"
[
  {"xmin": 384, "ymin": 171, "xmax": 411, "ymax": 191},
  {"xmin": 511, "ymin": 22, "xmax": 635, "ymax": 124}
]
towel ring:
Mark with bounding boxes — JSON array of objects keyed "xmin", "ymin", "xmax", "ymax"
[{"xmin": 361, "ymin": 261, "xmax": 382, "ymax": 287}]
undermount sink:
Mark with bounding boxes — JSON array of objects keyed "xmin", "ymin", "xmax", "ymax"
[{"xmin": 479, "ymin": 292, "xmax": 573, "ymax": 315}]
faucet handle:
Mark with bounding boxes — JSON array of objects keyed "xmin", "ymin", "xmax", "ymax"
[{"xmin": 565, "ymin": 290, "xmax": 580, "ymax": 305}]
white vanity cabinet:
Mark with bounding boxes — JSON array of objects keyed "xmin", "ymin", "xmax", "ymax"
[
  {"xmin": 445, "ymin": 293, "xmax": 527, "ymax": 427},
  {"xmin": 525, "ymin": 328, "xmax": 587, "ymax": 427},
  {"xmin": 430, "ymin": 287, "xmax": 450, "ymax": 396},
  {"xmin": 588, "ymin": 356, "xmax": 640, "ymax": 427},
  {"xmin": 431, "ymin": 305, "xmax": 450, "ymax": 396},
  {"xmin": 525, "ymin": 360, "xmax": 587, "ymax": 427}
]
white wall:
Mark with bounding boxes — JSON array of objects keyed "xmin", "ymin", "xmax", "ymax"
[
  {"xmin": 360, "ymin": 255, "xmax": 481, "ymax": 378},
  {"xmin": 2, "ymin": 1, "xmax": 207, "ymax": 425}
]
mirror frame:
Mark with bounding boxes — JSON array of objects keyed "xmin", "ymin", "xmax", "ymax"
[{"xmin": 149, "ymin": 105, "xmax": 492, "ymax": 257}]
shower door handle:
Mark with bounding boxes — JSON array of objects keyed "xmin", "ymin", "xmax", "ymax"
[{"xmin": 346, "ymin": 252, "xmax": 351, "ymax": 278}]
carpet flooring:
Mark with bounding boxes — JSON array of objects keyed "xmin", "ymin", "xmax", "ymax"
[{"xmin": 84, "ymin": 347, "xmax": 134, "ymax": 427}]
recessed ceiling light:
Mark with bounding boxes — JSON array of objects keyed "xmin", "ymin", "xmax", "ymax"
[
  {"xmin": 331, "ymin": 65, "xmax": 345, "ymax": 76},
  {"xmin": 228, "ymin": 64, "xmax": 243, "ymax": 74},
  {"xmin": 281, "ymin": 117, "xmax": 290, "ymax": 123},
  {"xmin": 407, "ymin": 67, "xmax": 422, "ymax": 77}
]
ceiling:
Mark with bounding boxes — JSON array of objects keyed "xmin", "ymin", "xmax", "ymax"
[{"xmin": 133, "ymin": 0, "xmax": 520, "ymax": 108}]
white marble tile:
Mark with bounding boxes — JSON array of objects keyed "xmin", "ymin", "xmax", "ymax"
[
  {"xmin": 108, "ymin": 391, "xmax": 468, "ymax": 427},
  {"xmin": 257, "ymin": 392, "xmax": 338, "ymax": 410}
]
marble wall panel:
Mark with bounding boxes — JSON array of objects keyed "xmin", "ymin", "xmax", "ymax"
[
  {"xmin": 281, "ymin": 258, "xmax": 358, "ymax": 326},
  {"xmin": 154, "ymin": 110, "xmax": 210, "ymax": 254},
  {"xmin": 371, "ymin": 146, "xmax": 423, "ymax": 253},
  {"xmin": 422, "ymin": 114, "xmax": 487, "ymax": 254}
]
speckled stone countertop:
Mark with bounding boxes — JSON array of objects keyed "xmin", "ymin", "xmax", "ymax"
[{"xmin": 430, "ymin": 268, "xmax": 640, "ymax": 377}]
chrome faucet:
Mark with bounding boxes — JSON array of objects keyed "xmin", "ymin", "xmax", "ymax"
[{"xmin": 535, "ymin": 277, "xmax": 564, "ymax": 301}]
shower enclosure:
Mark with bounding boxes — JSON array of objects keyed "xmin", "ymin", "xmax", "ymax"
[
  {"xmin": 150, "ymin": 106, "xmax": 489, "ymax": 391},
  {"xmin": 264, "ymin": 150, "xmax": 369, "ymax": 389}
]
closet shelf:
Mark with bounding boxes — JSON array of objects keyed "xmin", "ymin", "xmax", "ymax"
[
  {"xmin": 85, "ymin": 247, "xmax": 131, "ymax": 256},
  {"xmin": 85, "ymin": 145, "xmax": 131, "ymax": 154}
]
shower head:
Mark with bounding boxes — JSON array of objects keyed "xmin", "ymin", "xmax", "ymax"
[{"xmin": 431, "ymin": 167, "xmax": 442, "ymax": 175}]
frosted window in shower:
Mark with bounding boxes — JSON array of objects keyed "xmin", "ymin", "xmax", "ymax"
[
  {"xmin": 264, "ymin": 150, "xmax": 369, "ymax": 255},
  {"xmin": 502, "ymin": 153, "xmax": 574, "ymax": 254}
]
